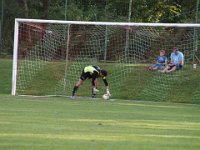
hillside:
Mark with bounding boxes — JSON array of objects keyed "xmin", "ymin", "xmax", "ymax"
[{"xmin": 1, "ymin": 59, "xmax": 200, "ymax": 104}]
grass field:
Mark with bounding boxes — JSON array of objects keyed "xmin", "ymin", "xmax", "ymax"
[
  {"xmin": 0, "ymin": 59, "xmax": 12, "ymax": 95},
  {"xmin": 0, "ymin": 95, "xmax": 200, "ymax": 150}
]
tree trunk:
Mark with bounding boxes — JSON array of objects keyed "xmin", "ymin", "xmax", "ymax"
[
  {"xmin": 22, "ymin": 0, "xmax": 28, "ymax": 18},
  {"xmin": 43, "ymin": 0, "xmax": 49, "ymax": 19}
]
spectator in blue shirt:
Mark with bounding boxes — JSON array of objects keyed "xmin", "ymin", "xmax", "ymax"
[
  {"xmin": 161, "ymin": 47, "xmax": 184, "ymax": 73},
  {"xmin": 148, "ymin": 50, "xmax": 167, "ymax": 71}
]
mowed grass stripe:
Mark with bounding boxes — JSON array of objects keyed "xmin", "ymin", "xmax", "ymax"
[
  {"xmin": 115, "ymin": 102, "xmax": 196, "ymax": 108},
  {"xmin": 0, "ymin": 119, "xmax": 199, "ymax": 131},
  {"xmin": 64, "ymin": 119, "xmax": 200, "ymax": 131},
  {"xmin": 0, "ymin": 133, "xmax": 200, "ymax": 141}
]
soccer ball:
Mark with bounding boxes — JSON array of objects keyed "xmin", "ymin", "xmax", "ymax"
[{"xmin": 102, "ymin": 94, "xmax": 109, "ymax": 100}]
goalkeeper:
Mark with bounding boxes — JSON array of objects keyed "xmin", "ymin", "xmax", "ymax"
[{"xmin": 71, "ymin": 65, "xmax": 111, "ymax": 98}]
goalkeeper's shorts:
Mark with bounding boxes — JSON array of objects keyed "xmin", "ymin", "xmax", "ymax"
[{"xmin": 80, "ymin": 70, "xmax": 91, "ymax": 80}]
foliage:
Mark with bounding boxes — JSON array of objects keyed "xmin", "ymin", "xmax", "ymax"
[{"xmin": 0, "ymin": 0, "xmax": 199, "ymax": 54}]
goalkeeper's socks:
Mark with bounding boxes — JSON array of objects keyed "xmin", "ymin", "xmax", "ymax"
[
  {"xmin": 92, "ymin": 87, "xmax": 97, "ymax": 98},
  {"xmin": 72, "ymin": 86, "xmax": 78, "ymax": 96}
]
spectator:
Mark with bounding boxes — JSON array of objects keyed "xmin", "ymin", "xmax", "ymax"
[
  {"xmin": 161, "ymin": 47, "xmax": 184, "ymax": 73},
  {"xmin": 147, "ymin": 50, "xmax": 167, "ymax": 71}
]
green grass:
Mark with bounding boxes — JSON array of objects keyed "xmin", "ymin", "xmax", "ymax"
[
  {"xmin": 0, "ymin": 95, "xmax": 200, "ymax": 150},
  {"xmin": 1, "ymin": 58, "xmax": 200, "ymax": 103},
  {"xmin": 0, "ymin": 59, "xmax": 12, "ymax": 94}
]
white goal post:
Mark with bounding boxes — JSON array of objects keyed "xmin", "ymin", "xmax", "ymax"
[{"xmin": 12, "ymin": 18, "xmax": 200, "ymax": 101}]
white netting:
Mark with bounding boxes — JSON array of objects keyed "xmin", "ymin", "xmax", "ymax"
[{"xmin": 14, "ymin": 20, "xmax": 200, "ymax": 102}]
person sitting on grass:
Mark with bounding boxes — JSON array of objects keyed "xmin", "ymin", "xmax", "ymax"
[
  {"xmin": 71, "ymin": 65, "xmax": 111, "ymax": 98},
  {"xmin": 147, "ymin": 49, "xmax": 168, "ymax": 71},
  {"xmin": 161, "ymin": 47, "xmax": 184, "ymax": 73}
]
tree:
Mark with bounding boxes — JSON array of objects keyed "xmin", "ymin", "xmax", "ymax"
[{"xmin": 1, "ymin": 0, "xmax": 199, "ymax": 55}]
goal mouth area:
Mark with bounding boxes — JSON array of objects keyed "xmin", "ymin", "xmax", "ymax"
[{"xmin": 12, "ymin": 19, "xmax": 200, "ymax": 102}]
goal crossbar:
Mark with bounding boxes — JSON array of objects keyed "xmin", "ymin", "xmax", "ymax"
[{"xmin": 15, "ymin": 18, "xmax": 200, "ymax": 27}]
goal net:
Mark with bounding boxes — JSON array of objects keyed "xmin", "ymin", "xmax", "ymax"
[{"xmin": 12, "ymin": 19, "xmax": 200, "ymax": 102}]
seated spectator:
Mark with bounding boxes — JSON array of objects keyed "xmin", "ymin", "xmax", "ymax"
[
  {"xmin": 161, "ymin": 47, "xmax": 184, "ymax": 73},
  {"xmin": 147, "ymin": 50, "xmax": 167, "ymax": 71}
]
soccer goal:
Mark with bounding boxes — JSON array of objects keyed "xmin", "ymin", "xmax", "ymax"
[{"xmin": 12, "ymin": 18, "xmax": 200, "ymax": 101}]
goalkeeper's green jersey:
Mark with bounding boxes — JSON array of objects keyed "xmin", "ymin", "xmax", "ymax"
[
  {"xmin": 81, "ymin": 65, "xmax": 108, "ymax": 86},
  {"xmin": 84, "ymin": 65, "xmax": 100, "ymax": 74}
]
